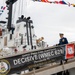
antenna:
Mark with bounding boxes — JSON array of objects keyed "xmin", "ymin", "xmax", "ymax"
[{"xmin": 6, "ymin": 0, "xmax": 17, "ymax": 31}]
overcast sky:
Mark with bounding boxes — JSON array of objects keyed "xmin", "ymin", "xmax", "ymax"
[{"xmin": 0, "ymin": 0, "xmax": 75, "ymax": 46}]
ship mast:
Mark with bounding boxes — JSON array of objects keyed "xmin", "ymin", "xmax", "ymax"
[
  {"xmin": 6, "ymin": 0, "xmax": 33, "ymax": 49},
  {"xmin": 6, "ymin": 0, "xmax": 17, "ymax": 31}
]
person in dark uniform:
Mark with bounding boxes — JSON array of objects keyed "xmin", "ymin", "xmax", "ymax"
[
  {"xmin": 58, "ymin": 33, "xmax": 68, "ymax": 63},
  {"xmin": 57, "ymin": 33, "xmax": 69, "ymax": 75},
  {"xmin": 58, "ymin": 33, "xmax": 68, "ymax": 45}
]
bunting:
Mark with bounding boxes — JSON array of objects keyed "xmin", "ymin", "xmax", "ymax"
[
  {"xmin": 71, "ymin": 4, "xmax": 75, "ymax": 7},
  {"xmin": 0, "ymin": 6, "xmax": 6, "ymax": 16},
  {"xmin": 59, "ymin": 1, "xmax": 67, "ymax": 4},
  {"xmin": 32, "ymin": 0, "xmax": 75, "ymax": 7}
]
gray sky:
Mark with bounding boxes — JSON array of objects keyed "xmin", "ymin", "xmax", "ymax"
[{"xmin": 0, "ymin": 0, "xmax": 75, "ymax": 46}]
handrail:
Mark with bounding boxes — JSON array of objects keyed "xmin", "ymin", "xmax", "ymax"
[
  {"xmin": 0, "ymin": 43, "xmax": 75, "ymax": 75},
  {"xmin": 0, "ymin": 44, "xmax": 65, "ymax": 59}
]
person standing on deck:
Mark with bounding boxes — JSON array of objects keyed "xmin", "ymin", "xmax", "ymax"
[
  {"xmin": 56, "ymin": 33, "xmax": 69, "ymax": 63},
  {"xmin": 58, "ymin": 33, "xmax": 68, "ymax": 45},
  {"xmin": 57, "ymin": 33, "xmax": 69, "ymax": 75}
]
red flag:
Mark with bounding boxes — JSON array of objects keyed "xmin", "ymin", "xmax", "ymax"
[
  {"xmin": 59, "ymin": 1, "xmax": 67, "ymax": 5},
  {"xmin": 65, "ymin": 44, "xmax": 74, "ymax": 59},
  {"xmin": 41, "ymin": 0, "xmax": 48, "ymax": 2},
  {"xmin": 3, "ymin": 7, "xmax": 6, "ymax": 10},
  {"xmin": 54, "ymin": 1, "xmax": 59, "ymax": 4}
]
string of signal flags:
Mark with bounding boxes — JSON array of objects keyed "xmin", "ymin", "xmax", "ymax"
[
  {"xmin": 32, "ymin": 0, "xmax": 75, "ymax": 7},
  {"xmin": 0, "ymin": 0, "xmax": 75, "ymax": 16},
  {"xmin": 0, "ymin": 6, "xmax": 6, "ymax": 16}
]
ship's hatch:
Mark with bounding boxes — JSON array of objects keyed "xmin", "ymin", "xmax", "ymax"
[{"xmin": 0, "ymin": 28, "xmax": 2, "ymax": 36}]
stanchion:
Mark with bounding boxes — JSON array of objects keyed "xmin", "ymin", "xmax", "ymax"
[{"xmin": 33, "ymin": 68, "xmax": 36, "ymax": 75}]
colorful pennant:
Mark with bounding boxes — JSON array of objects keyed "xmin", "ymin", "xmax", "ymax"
[
  {"xmin": 0, "ymin": 6, "xmax": 6, "ymax": 16},
  {"xmin": 71, "ymin": 4, "xmax": 75, "ymax": 7},
  {"xmin": 32, "ymin": 0, "xmax": 75, "ymax": 7},
  {"xmin": 59, "ymin": 1, "xmax": 67, "ymax": 5}
]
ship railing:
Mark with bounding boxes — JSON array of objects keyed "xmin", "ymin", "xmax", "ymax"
[{"xmin": 0, "ymin": 43, "xmax": 75, "ymax": 75}]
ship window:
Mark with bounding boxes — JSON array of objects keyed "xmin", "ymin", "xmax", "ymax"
[
  {"xmin": 24, "ymin": 25, "xmax": 26, "ymax": 27},
  {"xmin": 21, "ymin": 36, "xmax": 23, "ymax": 45},
  {"xmin": 34, "ymin": 46, "xmax": 36, "ymax": 49},
  {"xmin": 0, "ymin": 28, "xmax": 2, "ymax": 36},
  {"xmin": 10, "ymin": 34, "xmax": 12, "ymax": 40},
  {"xmin": 4, "ymin": 37, "xmax": 7, "ymax": 46}
]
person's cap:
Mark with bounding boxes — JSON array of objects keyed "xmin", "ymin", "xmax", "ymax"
[{"xmin": 59, "ymin": 33, "xmax": 64, "ymax": 35}]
